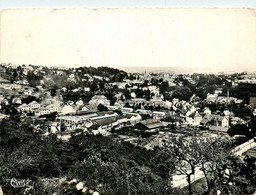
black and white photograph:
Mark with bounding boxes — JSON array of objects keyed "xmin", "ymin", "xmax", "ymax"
[{"xmin": 0, "ymin": 1, "xmax": 256, "ymax": 195}]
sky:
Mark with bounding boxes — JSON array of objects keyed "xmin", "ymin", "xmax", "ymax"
[
  {"xmin": 1, "ymin": 0, "xmax": 256, "ymax": 9},
  {"xmin": 1, "ymin": 1, "xmax": 256, "ymax": 73}
]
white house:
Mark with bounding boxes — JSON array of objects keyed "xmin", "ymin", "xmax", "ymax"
[
  {"xmin": 193, "ymin": 111, "xmax": 202, "ymax": 125},
  {"xmin": 17, "ymin": 103, "xmax": 31, "ymax": 112},
  {"xmin": 0, "ymin": 113, "xmax": 8, "ymax": 120},
  {"xmin": 84, "ymin": 87, "xmax": 90, "ymax": 92},
  {"xmin": 76, "ymin": 100, "xmax": 84, "ymax": 107},
  {"xmin": 89, "ymin": 95, "xmax": 110, "ymax": 106},
  {"xmin": 46, "ymin": 103, "xmax": 61, "ymax": 113},
  {"xmin": 153, "ymin": 111, "xmax": 166, "ymax": 120},
  {"xmin": 12, "ymin": 97, "xmax": 22, "ymax": 105},
  {"xmin": 121, "ymin": 107, "xmax": 134, "ymax": 113},
  {"xmin": 201, "ymin": 115, "xmax": 229, "ymax": 129},
  {"xmin": 163, "ymin": 101, "xmax": 172, "ymax": 109},
  {"xmin": 210, "ymin": 115, "xmax": 229, "ymax": 128},
  {"xmin": 61, "ymin": 105, "xmax": 76, "ymax": 115},
  {"xmin": 28, "ymin": 101, "xmax": 40, "ymax": 109},
  {"xmin": 24, "ymin": 89, "xmax": 33, "ymax": 96},
  {"xmin": 203, "ymin": 107, "xmax": 212, "ymax": 115},
  {"xmin": 107, "ymin": 105, "xmax": 120, "ymax": 111},
  {"xmin": 172, "ymin": 98, "xmax": 179, "ymax": 106},
  {"xmin": 81, "ymin": 104, "xmax": 98, "ymax": 112},
  {"xmin": 35, "ymin": 108, "xmax": 51, "ymax": 116}
]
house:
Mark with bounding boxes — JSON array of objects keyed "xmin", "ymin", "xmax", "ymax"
[
  {"xmin": 136, "ymin": 119, "xmax": 163, "ymax": 131},
  {"xmin": 192, "ymin": 111, "xmax": 202, "ymax": 125},
  {"xmin": 0, "ymin": 95, "xmax": 4, "ymax": 102},
  {"xmin": 130, "ymin": 98, "xmax": 147, "ymax": 106},
  {"xmin": 61, "ymin": 87, "xmax": 67, "ymax": 92},
  {"xmin": 12, "ymin": 97, "xmax": 22, "ymax": 104},
  {"xmin": 114, "ymin": 93, "xmax": 124, "ymax": 100},
  {"xmin": 115, "ymin": 100, "xmax": 125, "ymax": 107},
  {"xmin": 17, "ymin": 103, "xmax": 31, "ymax": 112},
  {"xmin": 56, "ymin": 70, "xmax": 64, "ymax": 75},
  {"xmin": 61, "ymin": 105, "xmax": 76, "ymax": 115},
  {"xmin": 230, "ymin": 117, "xmax": 245, "ymax": 125},
  {"xmin": 76, "ymin": 100, "xmax": 84, "ymax": 107},
  {"xmin": 107, "ymin": 105, "xmax": 120, "ymax": 111},
  {"xmin": 81, "ymin": 104, "xmax": 98, "ymax": 112},
  {"xmin": 151, "ymin": 98, "xmax": 165, "ymax": 107},
  {"xmin": 216, "ymin": 96, "xmax": 228, "ymax": 104},
  {"xmin": 249, "ymin": 97, "xmax": 256, "ymax": 108},
  {"xmin": 209, "ymin": 115, "xmax": 229, "ymax": 128},
  {"xmin": 163, "ymin": 101, "xmax": 172, "ymax": 109},
  {"xmin": 68, "ymin": 74, "xmax": 75, "ymax": 81},
  {"xmin": 46, "ymin": 121, "xmax": 61, "ymax": 133},
  {"xmin": 0, "ymin": 113, "xmax": 8, "ymax": 121},
  {"xmin": 185, "ymin": 116, "xmax": 194, "ymax": 125},
  {"xmin": 66, "ymin": 100, "xmax": 74, "ymax": 105},
  {"xmin": 46, "ymin": 103, "xmax": 61, "ymax": 113},
  {"xmin": 35, "ymin": 108, "xmax": 51, "ymax": 116},
  {"xmin": 200, "ymin": 115, "xmax": 212, "ymax": 127},
  {"xmin": 89, "ymin": 113, "xmax": 121, "ymax": 131},
  {"xmin": 121, "ymin": 107, "xmax": 133, "ymax": 113},
  {"xmin": 172, "ymin": 98, "xmax": 179, "ymax": 106},
  {"xmin": 223, "ymin": 109, "xmax": 231, "ymax": 116},
  {"xmin": 128, "ymin": 113, "xmax": 142, "ymax": 125},
  {"xmin": 56, "ymin": 113, "xmax": 98, "ymax": 127},
  {"xmin": 203, "ymin": 107, "xmax": 211, "ymax": 115},
  {"xmin": 24, "ymin": 89, "xmax": 33, "ymax": 96},
  {"xmin": 152, "ymin": 111, "xmax": 166, "ymax": 120},
  {"xmin": 148, "ymin": 86, "xmax": 160, "ymax": 95},
  {"xmin": 84, "ymin": 87, "xmax": 90, "ymax": 92},
  {"xmin": 2, "ymin": 99, "xmax": 9, "ymax": 105},
  {"xmin": 131, "ymin": 92, "xmax": 136, "ymax": 98},
  {"xmin": 136, "ymin": 109, "xmax": 153, "ymax": 116},
  {"xmin": 206, "ymin": 93, "xmax": 217, "ymax": 102},
  {"xmin": 144, "ymin": 101, "xmax": 154, "ymax": 107},
  {"xmin": 185, "ymin": 111, "xmax": 202, "ymax": 126},
  {"xmin": 89, "ymin": 95, "xmax": 110, "ymax": 106},
  {"xmin": 116, "ymin": 82, "xmax": 127, "ymax": 89},
  {"xmin": 201, "ymin": 114, "xmax": 229, "ymax": 130},
  {"xmin": 28, "ymin": 101, "xmax": 40, "ymax": 109},
  {"xmin": 185, "ymin": 106, "xmax": 198, "ymax": 117},
  {"xmin": 214, "ymin": 88, "xmax": 222, "ymax": 95}
]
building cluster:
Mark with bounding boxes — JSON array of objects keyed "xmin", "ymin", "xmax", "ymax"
[{"xmin": 0, "ymin": 64, "xmax": 255, "ymax": 138}]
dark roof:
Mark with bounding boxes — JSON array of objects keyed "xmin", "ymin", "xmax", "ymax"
[
  {"xmin": 139, "ymin": 119, "xmax": 163, "ymax": 129},
  {"xmin": 250, "ymin": 97, "xmax": 256, "ymax": 107},
  {"xmin": 201, "ymin": 114, "xmax": 227, "ymax": 125},
  {"xmin": 200, "ymin": 115, "xmax": 212, "ymax": 125},
  {"xmin": 83, "ymin": 104, "xmax": 98, "ymax": 111},
  {"xmin": 211, "ymin": 114, "xmax": 226, "ymax": 121},
  {"xmin": 92, "ymin": 115, "xmax": 123, "ymax": 127}
]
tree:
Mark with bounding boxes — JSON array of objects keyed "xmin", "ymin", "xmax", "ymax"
[
  {"xmin": 194, "ymin": 136, "xmax": 233, "ymax": 193},
  {"xmin": 163, "ymin": 135, "xmax": 242, "ymax": 195},
  {"xmin": 97, "ymin": 104, "xmax": 108, "ymax": 111},
  {"xmin": 159, "ymin": 81, "xmax": 169, "ymax": 95},
  {"xmin": 227, "ymin": 124, "xmax": 250, "ymax": 137},
  {"xmin": 213, "ymin": 155, "xmax": 255, "ymax": 194},
  {"xmin": 164, "ymin": 136, "xmax": 199, "ymax": 195}
]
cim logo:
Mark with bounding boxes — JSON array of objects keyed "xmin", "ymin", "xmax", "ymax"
[{"xmin": 6, "ymin": 178, "xmax": 32, "ymax": 188}]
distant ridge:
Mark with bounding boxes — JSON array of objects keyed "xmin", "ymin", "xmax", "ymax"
[
  {"xmin": 119, "ymin": 66, "xmax": 255, "ymax": 74},
  {"xmin": 119, "ymin": 66, "xmax": 212, "ymax": 74}
]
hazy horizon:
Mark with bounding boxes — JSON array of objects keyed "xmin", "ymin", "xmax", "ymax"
[
  {"xmin": 2, "ymin": 62, "xmax": 256, "ymax": 74},
  {"xmin": 1, "ymin": 8, "xmax": 256, "ymax": 73}
]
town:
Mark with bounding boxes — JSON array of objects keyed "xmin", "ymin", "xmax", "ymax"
[{"xmin": 1, "ymin": 63, "xmax": 256, "ymax": 195}]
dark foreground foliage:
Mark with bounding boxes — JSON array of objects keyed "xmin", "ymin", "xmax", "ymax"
[
  {"xmin": 0, "ymin": 116, "xmax": 255, "ymax": 195},
  {"xmin": 0, "ymin": 117, "xmax": 173, "ymax": 195}
]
